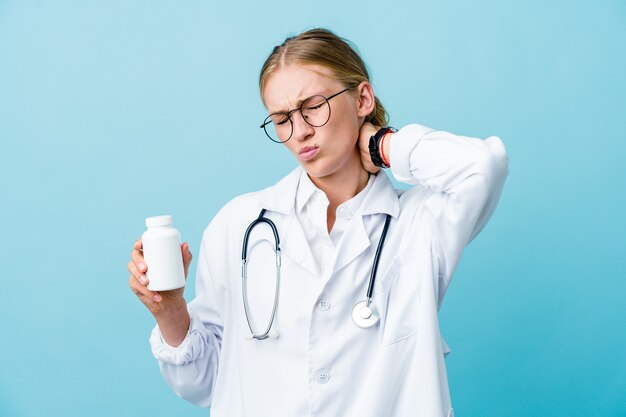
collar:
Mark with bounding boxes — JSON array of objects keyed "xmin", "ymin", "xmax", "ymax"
[
  {"xmin": 295, "ymin": 169, "xmax": 376, "ymax": 214},
  {"xmin": 295, "ymin": 169, "xmax": 325, "ymax": 213},
  {"xmin": 257, "ymin": 166, "xmax": 400, "ymax": 218},
  {"xmin": 360, "ymin": 169, "xmax": 400, "ymax": 218}
]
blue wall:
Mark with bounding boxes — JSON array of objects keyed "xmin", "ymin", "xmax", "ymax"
[{"xmin": 1, "ymin": 1, "xmax": 624, "ymax": 416}]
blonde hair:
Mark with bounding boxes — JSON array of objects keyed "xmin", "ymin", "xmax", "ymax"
[{"xmin": 259, "ymin": 28, "xmax": 389, "ymax": 127}]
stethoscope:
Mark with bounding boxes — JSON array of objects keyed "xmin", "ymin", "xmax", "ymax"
[{"xmin": 241, "ymin": 209, "xmax": 391, "ymax": 340}]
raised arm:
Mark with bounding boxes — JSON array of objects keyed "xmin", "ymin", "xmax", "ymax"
[{"xmin": 360, "ymin": 122, "xmax": 509, "ymax": 304}]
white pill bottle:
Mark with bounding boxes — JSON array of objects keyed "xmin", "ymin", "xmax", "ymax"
[{"xmin": 142, "ymin": 215, "xmax": 186, "ymax": 291}]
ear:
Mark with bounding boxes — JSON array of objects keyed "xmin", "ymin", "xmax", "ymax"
[{"xmin": 355, "ymin": 81, "xmax": 376, "ymax": 119}]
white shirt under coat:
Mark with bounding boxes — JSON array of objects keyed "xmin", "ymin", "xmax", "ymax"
[
  {"xmin": 149, "ymin": 123, "xmax": 509, "ymax": 417},
  {"xmin": 296, "ymin": 169, "xmax": 375, "ymax": 276}
]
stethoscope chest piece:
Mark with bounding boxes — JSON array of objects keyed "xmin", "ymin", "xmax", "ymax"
[{"xmin": 352, "ymin": 300, "xmax": 380, "ymax": 328}]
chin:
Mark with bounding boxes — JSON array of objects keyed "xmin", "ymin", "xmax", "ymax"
[
  {"xmin": 301, "ymin": 159, "xmax": 351, "ymax": 181},
  {"xmin": 297, "ymin": 147, "xmax": 360, "ymax": 179},
  {"xmin": 301, "ymin": 164, "xmax": 331, "ymax": 179},
  {"xmin": 297, "ymin": 158, "xmax": 330, "ymax": 178}
]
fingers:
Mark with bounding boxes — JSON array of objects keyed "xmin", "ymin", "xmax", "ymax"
[
  {"xmin": 130, "ymin": 238, "xmax": 148, "ymax": 284},
  {"xmin": 129, "ymin": 275, "xmax": 163, "ymax": 303},
  {"xmin": 359, "ymin": 122, "xmax": 380, "ymax": 174},
  {"xmin": 129, "ymin": 238, "xmax": 166, "ymax": 317},
  {"xmin": 359, "ymin": 146, "xmax": 381, "ymax": 174},
  {"xmin": 358, "ymin": 121, "xmax": 378, "ymax": 142},
  {"xmin": 129, "ymin": 238, "xmax": 190, "ymax": 312},
  {"xmin": 182, "ymin": 242, "xmax": 192, "ymax": 262},
  {"xmin": 127, "ymin": 260, "xmax": 148, "ymax": 285},
  {"xmin": 357, "ymin": 122, "xmax": 381, "ymax": 174},
  {"xmin": 127, "ymin": 261, "xmax": 150, "ymax": 296},
  {"xmin": 128, "ymin": 256, "xmax": 148, "ymax": 285},
  {"xmin": 181, "ymin": 242, "xmax": 193, "ymax": 278},
  {"xmin": 131, "ymin": 241, "xmax": 145, "ymax": 265}
]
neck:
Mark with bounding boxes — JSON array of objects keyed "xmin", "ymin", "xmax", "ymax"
[
  {"xmin": 308, "ymin": 157, "xmax": 370, "ymax": 232},
  {"xmin": 309, "ymin": 163, "xmax": 369, "ymax": 207}
]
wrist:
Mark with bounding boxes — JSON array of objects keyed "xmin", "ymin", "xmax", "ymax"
[
  {"xmin": 154, "ymin": 298, "xmax": 190, "ymax": 329},
  {"xmin": 154, "ymin": 298, "xmax": 188, "ymax": 325},
  {"xmin": 155, "ymin": 301, "xmax": 190, "ymax": 347},
  {"xmin": 379, "ymin": 131, "xmax": 393, "ymax": 167},
  {"xmin": 368, "ymin": 126, "xmax": 397, "ymax": 169}
]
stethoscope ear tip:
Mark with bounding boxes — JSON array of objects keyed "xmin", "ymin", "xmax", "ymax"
[
  {"xmin": 245, "ymin": 334, "xmax": 254, "ymax": 341},
  {"xmin": 269, "ymin": 329, "xmax": 279, "ymax": 339}
]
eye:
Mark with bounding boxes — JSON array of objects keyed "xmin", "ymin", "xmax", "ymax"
[
  {"xmin": 305, "ymin": 103, "xmax": 324, "ymax": 111},
  {"xmin": 303, "ymin": 96, "xmax": 326, "ymax": 111},
  {"xmin": 270, "ymin": 113, "xmax": 289, "ymax": 125}
]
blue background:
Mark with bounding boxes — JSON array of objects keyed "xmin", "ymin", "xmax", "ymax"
[{"xmin": 1, "ymin": 1, "xmax": 624, "ymax": 416}]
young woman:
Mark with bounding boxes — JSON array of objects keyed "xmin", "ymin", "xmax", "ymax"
[{"xmin": 128, "ymin": 28, "xmax": 508, "ymax": 417}]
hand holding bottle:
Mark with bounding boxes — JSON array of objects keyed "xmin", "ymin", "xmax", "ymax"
[{"xmin": 127, "ymin": 216, "xmax": 193, "ymax": 347}]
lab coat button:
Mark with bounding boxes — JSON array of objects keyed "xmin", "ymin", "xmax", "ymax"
[
  {"xmin": 315, "ymin": 369, "xmax": 330, "ymax": 384},
  {"xmin": 317, "ymin": 298, "xmax": 330, "ymax": 311}
]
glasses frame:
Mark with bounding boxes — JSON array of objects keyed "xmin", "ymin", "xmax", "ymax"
[{"xmin": 260, "ymin": 86, "xmax": 355, "ymax": 143}]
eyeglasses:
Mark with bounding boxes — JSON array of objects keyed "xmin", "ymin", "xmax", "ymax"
[{"xmin": 260, "ymin": 86, "xmax": 354, "ymax": 143}]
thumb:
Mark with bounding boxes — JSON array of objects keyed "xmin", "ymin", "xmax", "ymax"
[{"xmin": 181, "ymin": 242, "xmax": 193, "ymax": 277}]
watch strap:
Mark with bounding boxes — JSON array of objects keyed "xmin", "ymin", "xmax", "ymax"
[{"xmin": 368, "ymin": 126, "xmax": 397, "ymax": 168}]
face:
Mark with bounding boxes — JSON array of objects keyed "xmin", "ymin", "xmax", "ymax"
[{"xmin": 262, "ymin": 64, "xmax": 364, "ymax": 180}]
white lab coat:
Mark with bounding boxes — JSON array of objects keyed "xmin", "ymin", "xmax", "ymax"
[{"xmin": 150, "ymin": 123, "xmax": 509, "ymax": 417}]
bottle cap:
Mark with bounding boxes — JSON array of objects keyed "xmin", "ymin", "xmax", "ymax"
[{"xmin": 145, "ymin": 215, "xmax": 173, "ymax": 228}]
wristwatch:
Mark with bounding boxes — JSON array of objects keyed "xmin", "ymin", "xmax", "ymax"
[{"xmin": 368, "ymin": 126, "xmax": 397, "ymax": 168}]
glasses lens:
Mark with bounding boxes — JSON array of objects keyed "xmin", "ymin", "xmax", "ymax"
[
  {"xmin": 263, "ymin": 114, "xmax": 292, "ymax": 143},
  {"xmin": 301, "ymin": 96, "xmax": 330, "ymax": 127}
]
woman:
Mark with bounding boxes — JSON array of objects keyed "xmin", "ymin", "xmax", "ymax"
[{"xmin": 128, "ymin": 28, "xmax": 508, "ymax": 417}]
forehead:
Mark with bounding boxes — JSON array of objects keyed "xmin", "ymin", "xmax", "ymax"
[{"xmin": 263, "ymin": 64, "xmax": 343, "ymax": 113}]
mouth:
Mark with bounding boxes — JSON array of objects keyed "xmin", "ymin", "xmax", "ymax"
[{"xmin": 299, "ymin": 146, "xmax": 319, "ymax": 161}]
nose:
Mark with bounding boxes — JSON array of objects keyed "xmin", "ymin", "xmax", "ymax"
[{"xmin": 290, "ymin": 109, "xmax": 314, "ymax": 141}]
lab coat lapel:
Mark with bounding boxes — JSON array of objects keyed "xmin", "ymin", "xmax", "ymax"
[
  {"xmin": 360, "ymin": 171, "xmax": 401, "ymax": 218},
  {"xmin": 333, "ymin": 215, "xmax": 371, "ymax": 272},
  {"xmin": 281, "ymin": 214, "xmax": 320, "ymax": 276},
  {"xmin": 334, "ymin": 172, "xmax": 401, "ymax": 273},
  {"xmin": 257, "ymin": 166, "xmax": 319, "ymax": 277}
]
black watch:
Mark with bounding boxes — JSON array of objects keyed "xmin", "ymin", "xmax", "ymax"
[{"xmin": 368, "ymin": 126, "xmax": 397, "ymax": 168}]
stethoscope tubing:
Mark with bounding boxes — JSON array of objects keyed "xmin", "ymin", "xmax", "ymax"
[
  {"xmin": 242, "ymin": 209, "xmax": 281, "ymax": 259},
  {"xmin": 365, "ymin": 213, "xmax": 391, "ymax": 305},
  {"xmin": 241, "ymin": 209, "xmax": 392, "ymax": 338},
  {"xmin": 242, "ymin": 209, "xmax": 282, "ymax": 340}
]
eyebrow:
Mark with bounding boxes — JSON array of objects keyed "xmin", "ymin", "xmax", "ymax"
[{"xmin": 269, "ymin": 91, "xmax": 327, "ymax": 114}]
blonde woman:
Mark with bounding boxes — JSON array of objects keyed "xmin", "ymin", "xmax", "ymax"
[{"xmin": 128, "ymin": 28, "xmax": 509, "ymax": 417}]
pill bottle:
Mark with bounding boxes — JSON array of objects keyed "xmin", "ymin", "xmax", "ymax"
[{"xmin": 142, "ymin": 215, "xmax": 186, "ymax": 291}]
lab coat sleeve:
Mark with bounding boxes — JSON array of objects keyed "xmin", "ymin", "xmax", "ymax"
[
  {"xmin": 149, "ymin": 224, "xmax": 225, "ymax": 408},
  {"xmin": 389, "ymin": 123, "xmax": 509, "ymax": 302}
]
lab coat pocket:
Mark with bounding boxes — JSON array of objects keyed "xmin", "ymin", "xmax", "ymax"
[{"xmin": 375, "ymin": 255, "xmax": 421, "ymax": 346}]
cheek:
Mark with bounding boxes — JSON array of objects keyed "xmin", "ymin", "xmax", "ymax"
[
  {"xmin": 283, "ymin": 141, "xmax": 298, "ymax": 154},
  {"xmin": 327, "ymin": 105, "xmax": 359, "ymax": 141},
  {"xmin": 330, "ymin": 115, "xmax": 359, "ymax": 147}
]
